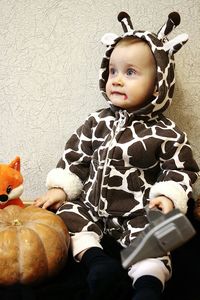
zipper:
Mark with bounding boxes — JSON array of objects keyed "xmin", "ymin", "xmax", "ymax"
[{"xmin": 98, "ymin": 110, "xmax": 127, "ymax": 215}]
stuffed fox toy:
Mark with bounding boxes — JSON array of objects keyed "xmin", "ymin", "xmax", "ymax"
[{"xmin": 0, "ymin": 156, "xmax": 24, "ymax": 209}]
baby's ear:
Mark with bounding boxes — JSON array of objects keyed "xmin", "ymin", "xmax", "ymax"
[
  {"xmin": 101, "ymin": 33, "xmax": 119, "ymax": 46},
  {"xmin": 153, "ymin": 86, "xmax": 159, "ymax": 97}
]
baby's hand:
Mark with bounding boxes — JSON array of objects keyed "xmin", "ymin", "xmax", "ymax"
[
  {"xmin": 34, "ymin": 188, "xmax": 67, "ymax": 210},
  {"xmin": 149, "ymin": 196, "xmax": 174, "ymax": 214}
]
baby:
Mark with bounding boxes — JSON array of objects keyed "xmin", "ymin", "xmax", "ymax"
[{"xmin": 35, "ymin": 11, "xmax": 199, "ymax": 300}]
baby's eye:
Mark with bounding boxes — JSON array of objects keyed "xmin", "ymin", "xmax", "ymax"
[
  {"xmin": 109, "ymin": 67, "xmax": 116, "ymax": 75},
  {"xmin": 126, "ymin": 68, "xmax": 136, "ymax": 76}
]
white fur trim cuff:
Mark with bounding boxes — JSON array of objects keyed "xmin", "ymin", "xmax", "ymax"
[
  {"xmin": 46, "ymin": 168, "xmax": 83, "ymax": 200},
  {"xmin": 71, "ymin": 232, "xmax": 102, "ymax": 259},
  {"xmin": 149, "ymin": 181, "xmax": 188, "ymax": 213},
  {"xmin": 128, "ymin": 258, "xmax": 170, "ymax": 287}
]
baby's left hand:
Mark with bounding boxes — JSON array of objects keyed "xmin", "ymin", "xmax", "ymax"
[{"xmin": 149, "ymin": 196, "xmax": 174, "ymax": 214}]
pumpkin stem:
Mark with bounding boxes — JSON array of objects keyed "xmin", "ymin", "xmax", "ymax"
[{"xmin": 12, "ymin": 219, "xmax": 22, "ymax": 226}]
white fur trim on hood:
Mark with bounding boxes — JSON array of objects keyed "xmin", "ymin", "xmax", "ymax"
[
  {"xmin": 46, "ymin": 168, "xmax": 83, "ymax": 200},
  {"xmin": 149, "ymin": 181, "xmax": 188, "ymax": 214}
]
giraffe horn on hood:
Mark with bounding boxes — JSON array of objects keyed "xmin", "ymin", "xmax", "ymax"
[
  {"xmin": 157, "ymin": 12, "xmax": 181, "ymax": 40},
  {"xmin": 118, "ymin": 11, "xmax": 134, "ymax": 32}
]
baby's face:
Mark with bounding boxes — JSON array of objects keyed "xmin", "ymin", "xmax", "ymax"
[{"xmin": 106, "ymin": 39, "xmax": 157, "ymax": 112}]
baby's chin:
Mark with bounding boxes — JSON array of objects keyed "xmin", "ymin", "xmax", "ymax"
[
  {"xmin": 109, "ymin": 93, "xmax": 128, "ymax": 106},
  {"xmin": 109, "ymin": 98, "xmax": 146, "ymax": 112}
]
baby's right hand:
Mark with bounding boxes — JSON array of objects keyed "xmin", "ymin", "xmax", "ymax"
[{"xmin": 34, "ymin": 188, "xmax": 67, "ymax": 210}]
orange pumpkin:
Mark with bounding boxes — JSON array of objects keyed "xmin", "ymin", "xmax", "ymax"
[{"xmin": 0, "ymin": 205, "xmax": 70, "ymax": 285}]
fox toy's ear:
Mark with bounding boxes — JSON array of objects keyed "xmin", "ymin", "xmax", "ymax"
[{"xmin": 9, "ymin": 156, "xmax": 20, "ymax": 172}]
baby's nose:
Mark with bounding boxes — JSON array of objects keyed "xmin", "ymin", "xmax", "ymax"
[{"xmin": 112, "ymin": 77, "xmax": 124, "ymax": 86}]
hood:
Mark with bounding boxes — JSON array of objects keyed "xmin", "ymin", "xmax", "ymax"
[{"xmin": 99, "ymin": 11, "xmax": 188, "ymax": 119}]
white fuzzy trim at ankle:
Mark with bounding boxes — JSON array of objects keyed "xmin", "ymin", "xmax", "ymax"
[
  {"xmin": 149, "ymin": 181, "xmax": 188, "ymax": 214},
  {"xmin": 71, "ymin": 232, "xmax": 102, "ymax": 260},
  {"xmin": 46, "ymin": 168, "xmax": 83, "ymax": 200}
]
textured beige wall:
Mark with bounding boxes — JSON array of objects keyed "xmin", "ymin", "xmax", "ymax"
[{"xmin": 0, "ymin": 0, "xmax": 200, "ymax": 200}]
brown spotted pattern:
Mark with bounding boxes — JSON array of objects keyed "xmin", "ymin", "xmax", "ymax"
[
  {"xmin": 57, "ymin": 107, "xmax": 198, "ymax": 247},
  {"xmin": 56, "ymin": 12, "xmax": 199, "ymax": 257}
]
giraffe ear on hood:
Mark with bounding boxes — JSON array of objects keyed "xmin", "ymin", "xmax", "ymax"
[
  {"xmin": 163, "ymin": 33, "xmax": 188, "ymax": 54},
  {"xmin": 101, "ymin": 33, "xmax": 119, "ymax": 46}
]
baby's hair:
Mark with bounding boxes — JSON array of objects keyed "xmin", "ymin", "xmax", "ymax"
[
  {"xmin": 115, "ymin": 36, "xmax": 156, "ymax": 67},
  {"xmin": 116, "ymin": 36, "xmax": 145, "ymax": 47}
]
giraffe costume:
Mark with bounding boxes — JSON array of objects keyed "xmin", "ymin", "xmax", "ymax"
[{"xmin": 46, "ymin": 11, "xmax": 199, "ymax": 286}]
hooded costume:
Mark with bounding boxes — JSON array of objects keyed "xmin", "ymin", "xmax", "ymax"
[{"xmin": 46, "ymin": 12, "xmax": 199, "ymax": 257}]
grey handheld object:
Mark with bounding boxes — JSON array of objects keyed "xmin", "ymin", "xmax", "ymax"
[{"xmin": 121, "ymin": 206, "xmax": 196, "ymax": 269}]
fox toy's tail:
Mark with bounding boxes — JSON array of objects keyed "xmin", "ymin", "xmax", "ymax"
[{"xmin": 0, "ymin": 156, "xmax": 24, "ymax": 209}]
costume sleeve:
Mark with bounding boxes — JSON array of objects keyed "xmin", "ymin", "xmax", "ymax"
[
  {"xmin": 46, "ymin": 114, "xmax": 95, "ymax": 200},
  {"xmin": 149, "ymin": 130, "xmax": 199, "ymax": 213}
]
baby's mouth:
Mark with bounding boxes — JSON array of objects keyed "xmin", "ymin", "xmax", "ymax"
[{"xmin": 111, "ymin": 91, "xmax": 128, "ymax": 100}]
